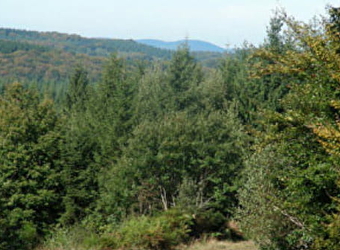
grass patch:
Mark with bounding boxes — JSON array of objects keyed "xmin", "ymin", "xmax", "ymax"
[{"xmin": 177, "ymin": 239, "xmax": 258, "ymax": 250}]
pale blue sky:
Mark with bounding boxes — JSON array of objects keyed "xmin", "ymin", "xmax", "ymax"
[{"xmin": 0, "ymin": 0, "xmax": 338, "ymax": 48}]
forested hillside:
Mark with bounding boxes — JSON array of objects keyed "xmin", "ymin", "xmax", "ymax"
[
  {"xmin": 0, "ymin": 28, "xmax": 173, "ymax": 59},
  {"xmin": 1, "ymin": 6, "xmax": 340, "ymax": 250},
  {"xmin": 0, "ymin": 29, "xmax": 225, "ymax": 93},
  {"xmin": 0, "ymin": 39, "xmax": 104, "ymax": 82}
]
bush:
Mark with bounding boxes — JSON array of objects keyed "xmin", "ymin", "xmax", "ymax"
[
  {"xmin": 313, "ymin": 207, "xmax": 340, "ymax": 250},
  {"xmin": 39, "ymin": 225, "xmax": 101, "ymax": 250},
  {"xmin": 100, "ymin": 209, "xmax": 192, "ymax": 250},
  {"xmin": 190, "ymin": 210, "xmax": 226, "ymax": 238}
]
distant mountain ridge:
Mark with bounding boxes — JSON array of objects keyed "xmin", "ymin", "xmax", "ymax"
[
  {"xmin": 0, "ymin": 28, "xmax": 173, "ymax": 60},
  {"xmin": 136, "ymin": 39, "xmax": 225, "ymax": 53},
  {"xmin": 0, "ymin": 28, "xmax": 227, "ymax": 84}
]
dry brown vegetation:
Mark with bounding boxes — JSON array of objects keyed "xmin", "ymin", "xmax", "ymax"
[{"xmin": 178, "ymin": 240, "xmax": 258, "ymax": 250}]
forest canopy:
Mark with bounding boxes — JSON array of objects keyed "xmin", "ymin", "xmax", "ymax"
[{"xmin": 1, "ymin": 6, "xmax": 340, "ymax": 250}]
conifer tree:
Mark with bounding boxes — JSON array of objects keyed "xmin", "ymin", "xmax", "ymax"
[
  {"xmin": 66, "ymin": 66, "xmax": 89, "ymax": 111},
  {"xmin": 167, "ymin": 44, "xmax": 203, "ymax": 112},
  {"xmin": 60, "ymin": 67, "xmax": 98, "ymax": 225},
  {"xmin": 0, "ymin": 83, "xmax": 63, "ymax": 249},
  {"xmin": 94, "ymin": 54, "xmax": 135, "ymax": 160}
]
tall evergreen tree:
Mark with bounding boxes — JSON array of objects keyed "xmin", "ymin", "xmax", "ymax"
[
  {"xmin": 65, "ymin": 66, "xmax": 89, "ymax": 111},
  {"xmin": 0, "ymin": 83, "xmax": 63, "ymax": 249},
  {"xmin": 59, "ymin": 67, "xmax": 98, "ymax": 225},
  {"xmin": 167, "ymin": 44, "xmax": 203, "ymax": 112},
  {"xmin": 93, "ymin": 54, "xmax": 135, "ymax": 160}
]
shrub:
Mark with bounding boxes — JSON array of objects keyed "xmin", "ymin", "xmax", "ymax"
[
  {"xmin": 190, "ymin": 210, "xmax": 226, "ymax": 238},
  {"xmin": 100, "ymin": 209, "xmax": 192, "ymax": 250},
  {"xmin": 39, "ymin": 225, "xmax": 101, "ymax": 250}
]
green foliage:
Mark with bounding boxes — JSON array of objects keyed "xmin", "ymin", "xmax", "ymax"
[
  {"xmin": 8, "ymin": 9, "xmax": 340, "ymax": 249},
  {"xmin": 93, "ymin": 54, "xmax": 136, "ymax": 160},
  {"xmin": 264, "ymin": 10, "xmax": 285, "ymax": 53},
  {"xmin": 0, "ymin": 83, "xmax": 64, "ymax": 249},
  {"xmin": 133, "ymin": 63, "xmax": 170, "ymax": 121},
  {"xmin": 59, "ymin": 69, "xmax": 98, "ymax": 225},
  {"xmin": 0, "ymin": 48, "xmax": 103, "ymax": 84},
  {"xmin": 167, "ymin": 44, "xmax": 203, "ymax": 112},
  {"xmin": 0, "ymin": 39, "xmax": 50, "ymax": 53},
  {"xmin": 238, "ymin": 145, "xmax": 303, "ymax": 250},
  {"xmin": 65, "ymin": 66, "xmax": 89, "ymax": 110},
  {"xmin": 237, "ymin": 8, "xmax": 340, "ymax": 250},
  {"xmin": 189, "ymin": 210, "xmax": 227, "ymax": 239},
  {"xmin": 0, "ymin": 28, "xmax": 172, "ymax": 59},
  {"xmin": 100, "ymin": 209, "xmax": 192, "ymax": 250},
  {"xmin": 192, "ymin": 51, "xmax": 224, "ymax": 68},
  {"xmin": 313, "ymin": 200, "xmax": 340, "ymax": 250},
  {"xmin": 218, "ymin": 49, "xmax": 256, "ymax": 123},
  {"xmin": 40, "ymin": 225, "xmax": 100, "ymax": 250},
  {"xmin": 216, "ymin": 12, "xmax": 293, "ymax": 127},
  {"xmin": 59, "ymin": 56, "xmax": 137, "ymax": 226},
  {"xmin": 98, "ymin": 109, "xmax": 248, "ymax": 222}
]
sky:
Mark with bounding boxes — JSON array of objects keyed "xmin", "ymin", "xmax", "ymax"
[{"xmin": 0, "ymin": 0, "xmax": 339, "ymax": 48}]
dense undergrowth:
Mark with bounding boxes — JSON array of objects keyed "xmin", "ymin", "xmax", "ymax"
[{"xmin": 38, "ymin": 209, "xmax": 241, "ymax": 250}]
